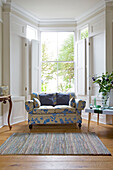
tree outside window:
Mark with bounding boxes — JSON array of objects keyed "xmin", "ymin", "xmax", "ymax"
[
  {"xmin": 80, "ymin": 27, "xmax": 88, "ymax": 39},
  {"xmin": 41, "ymin": 32, "xmax": 74, "ymax": 93}
]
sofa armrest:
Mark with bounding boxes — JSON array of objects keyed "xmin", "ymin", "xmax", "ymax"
[
  {"xmin": 75, "ymin": 99, "xmax": 86, "ymax": 110},
  {"xmin": 25, "ymin": 100, "xmax": 34, "ymax": 114}
]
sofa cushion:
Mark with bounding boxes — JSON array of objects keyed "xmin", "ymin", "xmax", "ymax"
[
  {"xmin": 33, "ymin": 98, "xmax": 41, "ymax": 108},
  {"xmin": 54, "ymin": 105, "xmax": 75, "ymax": 114},
  {"xmin": 69, "ymin": 97, "xmax": 76, "ymax": 108},
  {"xmin": 39, "ymin": 93, "xmax": 55, "ymax": 106},
  {"xmin": 33, "ymin": 106, "xmax": 55, "ymax": 114},
  {"xmin": 56, "ymin": 93, "xmax": 69, "ymax": 105}
]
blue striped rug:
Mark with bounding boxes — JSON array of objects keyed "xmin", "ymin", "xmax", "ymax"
[{"xmin": 0, "ymin": 133, "xmax": 111, "ymax": 155}]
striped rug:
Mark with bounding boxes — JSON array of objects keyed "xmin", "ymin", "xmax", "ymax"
[{"xmin": 0, "ymin": 133, "xmax": 111, "ymax": 155}]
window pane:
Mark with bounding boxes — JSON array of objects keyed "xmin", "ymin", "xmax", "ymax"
[
  {"xmin": 58, "ymin": 32, "xmax": 74, "ymax": 61},
  {"xmin": 41, "ymin": 63, "xmax": 57, "ymax": 92},
  {"xmin": 58, "ymin": 63, "xmax": 74, "ymax": 92},
  {"xmin": 26, "ymin": 25, "xmax": 37, "ymax": 41},
  {"xmin": 80, "ymin": 27, "xmax": 88, "ymax": 39},
  {"xmin": 41, "ymin": 32, "xmax": 57, "ymax": 61}
]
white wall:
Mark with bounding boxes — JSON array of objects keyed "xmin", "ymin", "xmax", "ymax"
[
  {"xmin": 2, "ymin": 2, "xmax": 39, "ymax": 126},
  {"xmin": 1, "ymin": 0, "xmax": 113, "ymax": 126},
  {"xmin": 76, "ymin": 8, "xmax": 107, "ymax": 123},
  {"xmin": 0, "ymin": 3, "xmax": 3, "ymax": 122}
]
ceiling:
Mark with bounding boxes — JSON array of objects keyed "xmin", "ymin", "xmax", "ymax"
[{"xmin": 12, "ymin": 0, "xmax": 103, "ymax": 20}]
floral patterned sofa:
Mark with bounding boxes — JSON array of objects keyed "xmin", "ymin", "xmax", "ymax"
[{"xmin": 25, "ymin": 92, "xmax": 86, "ymax": 129}]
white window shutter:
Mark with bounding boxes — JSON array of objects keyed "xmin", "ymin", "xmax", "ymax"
[
  {"xmin": 22, "ymin": 38, "xmax": 29, "ymax": 97},
  {"xmin": 75, "ymin": 39, "xmax": 86, "ymax": 95},
  {"xmin": 31, "ymin": 40, "xmax": 40, "ymax": 93}
]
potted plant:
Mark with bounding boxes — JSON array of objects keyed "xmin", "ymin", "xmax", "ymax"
[{"xmin": 92, "ymin": 71, "xmax": 113, "ymax": 108}]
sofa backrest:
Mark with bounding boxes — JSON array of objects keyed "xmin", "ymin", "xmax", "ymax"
[{"xmin": 31, "ymin": 92, "xmax": 75, "ymax": 106}]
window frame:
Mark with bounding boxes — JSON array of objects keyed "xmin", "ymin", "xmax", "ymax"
[
  {"xmin": 79, "ymin": 25, "xmax": 89, "ymax": 40},
  {"xmin": 40, "ymin": 31, "xmax": 75, "ymax": 93},
  {"xmin": 26, "ymin": 25, "xmax": 38, "ymax": 41}
]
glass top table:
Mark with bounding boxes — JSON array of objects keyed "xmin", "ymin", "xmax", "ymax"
[{"xmin": 85, "ymin": 108, "xmax": 113, "ymax": 130}]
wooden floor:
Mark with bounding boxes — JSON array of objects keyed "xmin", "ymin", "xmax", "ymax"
[{"xmin": 0, "ymin": 120, "xmax": 113, "ymax": 170}]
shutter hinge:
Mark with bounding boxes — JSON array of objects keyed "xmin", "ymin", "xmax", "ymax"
[
  {"xmin": 25, "ymin": 43, "xmax": 27, "ymax": 47},
  {"xmin": 89, "ymin": 87, "xmax": 91, "ymax": 90},
  {"xmin": 89, "ymin": 42, "xmax": 90, "ymax": 46}
]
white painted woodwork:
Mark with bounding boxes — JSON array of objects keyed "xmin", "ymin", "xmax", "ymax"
[
  {"xmin": 0, "ymin": 6, "xmax": 2, "ymax": 116},
  {"xmin": 31, "ymin": 40, "xmax": 39, "ymax": 93},
  {"xmin": 105, "ymin": 4, "xmax": 113, "ymax": 73},
  {"xmin": 1, "ymin": 0, "xmax": 113, "ymax": 126},
  {"xmin": 2, "ymin": 8, "xmax": 39, "ymax": 125},
  {"xmin": 12, "ymin": 0, "xmax": 103, "ymax": 20},
  {"xmin": 22, "ymin": 38, "xmax": 29, "ymax": 99},
  {"xmin": 75, "ymin": 39, "xmax": 85, "ymax": 96},
  {"xmin": 86, "ymin": 38, "xmax": 92, "ymax": 106},
  {"xmin": 3, "ymin": 96, "xmax": 26, "ymax": 125},
  {"xmin": 91, "ymin": 33, "xmax": 105, "ymax": 96},
  {"xmin": 3, "ymin": 12, "xmax": 10, "ymax": 91},
  {"xmin": 0, "ymin": 116, "xmax": 3, "ymax": 128}
]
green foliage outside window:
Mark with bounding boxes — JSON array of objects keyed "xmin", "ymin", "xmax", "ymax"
[
  {"xmin": 81, "ymin": 28, "xmax": 88, "ymax": 39},
  {"xmin": 41, "ymin": 34, "xmax": 74, "ymax": 92}
]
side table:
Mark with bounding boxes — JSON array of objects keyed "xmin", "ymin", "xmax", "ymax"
[
  {"xmin": 85, "ymin": 108, "xmax": 113, "ymax": 130},
  {"xmin": 0, "ymin": 95, "xmax": 12, "ymax": 130},
  {"xmin": 85, "ymin": 108, "xmax": 103, "ymax": 130}
]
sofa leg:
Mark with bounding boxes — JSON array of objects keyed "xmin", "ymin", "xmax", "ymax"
[
  {"xmin": 29, "ymin": 124, "xmax": 32, "ymax": 130},
  {"xmin": 78, "ymin": 123, "xmax": 82, "ymax": 129}
]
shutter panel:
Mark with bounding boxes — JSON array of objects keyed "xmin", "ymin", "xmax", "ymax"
[
  {"xmin": 22, "ymin": 38, "xmax": 29, "ymax": 98},
  {"xmin": 31, "ymin": 40, "xmax": 40, "ymax": 93},
  {"xmin": 86, "ymin": 38, "xmax": 91, "ymax": 104},
  {"xmin": 75, "ymin": 39, "xmax": 86, "ymax": 95}
]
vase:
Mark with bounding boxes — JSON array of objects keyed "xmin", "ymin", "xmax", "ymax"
[{"xmin": 102, "ymin": 92, "xmax": 110, "ymax": 109}]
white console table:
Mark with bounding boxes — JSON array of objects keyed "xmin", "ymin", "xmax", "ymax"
[{"xmin": 85, "ymin": 108, "xmax": 113, "ymax": 130}]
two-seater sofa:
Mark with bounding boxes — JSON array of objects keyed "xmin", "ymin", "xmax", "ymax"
[{"xmin": 25, "ymin": 92, "xmax": 86, "ymax": 129}]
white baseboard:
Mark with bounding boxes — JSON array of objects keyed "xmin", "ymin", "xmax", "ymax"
[
  {"xmin": 82, "ymin": 112, "xmax": 106, "ymax": 124},
  {"xmin": 11, "ymin": 116, "xmax": 26, "ymax": 125},
  {"xmin": 0, "ymin": 116, "xmax": 3, "ymax": 128},
  {"xmin": 3, "ymin": 96, "xmax": 26, "ymax": 127}
]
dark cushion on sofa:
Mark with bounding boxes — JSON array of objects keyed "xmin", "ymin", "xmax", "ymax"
[
  {"xmin": 39, "ymin": 93, "xmax": 55, "ymax": 106},
  {"xmin": 56, "ymin": 93, "xmax": 69, "ymax": 105}
]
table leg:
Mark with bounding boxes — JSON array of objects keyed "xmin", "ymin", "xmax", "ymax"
[
  {"xmin": 97, "ymin": 113, "xmax": 99, "ymax": 125},
  {"xmin": 8, "ymin": 97, "xmax": 12, "ymax": 130},
  {"xmin": 88, "ymin": 112, "xmax": 91, "ymax": 130}
]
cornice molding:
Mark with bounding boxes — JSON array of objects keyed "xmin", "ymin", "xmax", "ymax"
[
  {"xmin": 11, "ymin": 2, "xmax": 40, "ymax": 24},
  {"xmin": 3, "ymin": 0, "xmax": 40, "ymax": 24},
  {"xmin": 76, "ymin": 0, "xmax": 105, "ymax": 23},
  {"xmin": 40, "ymin": 18, "xmax": 76, "ymax": 26},
  {"xmin": 2, "ymin": 0, "xmax": 112, "ymax": 25},
  {"xmin": 40, "ymin": 18, "xmax": 76, "ymax": 23}
]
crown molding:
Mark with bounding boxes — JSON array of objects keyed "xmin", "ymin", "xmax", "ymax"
[
  {"xmin": 40, "ymin": 18, "xmax": 76, "ymax": 23},
  {"xmin": 3, "ymin": 0, "xmax": 40, "ymax": 24},
  {"xmin": 11, "ymin": 2, "xmax": 40, "ymax": 24},
  {"xmin": 2, "ymin": 0, "xmax": 113, "ymax": 26},
  {"xmin": 40, "ymin": 18, "xmax": 77, "ymax": 26},
  {"xmin": 76, "ymin": 0, "xmax": 105, "ymax": 24}
]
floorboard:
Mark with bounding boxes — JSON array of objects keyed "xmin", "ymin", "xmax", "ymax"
[{"xmin": 0, "ymin": 120, "xmax": 113, "ymax": 169}]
